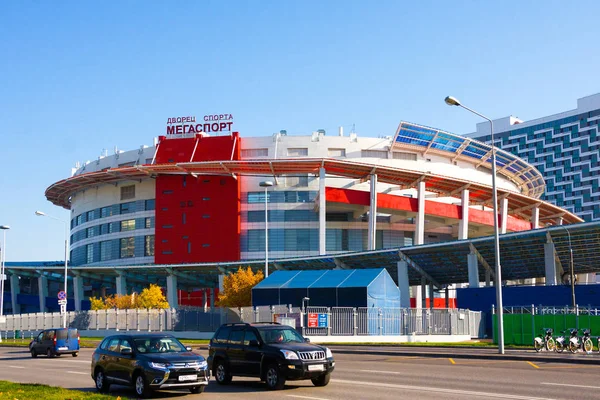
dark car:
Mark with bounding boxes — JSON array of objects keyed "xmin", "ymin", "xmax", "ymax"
[
  {"xmin": 91, "ymin": 333, "xmax": 209, "ymax": 398},
  {"xmin": 29, "ymin": 328, "xmax": 80, "ymax": 358},
  {"xmin": 207, "ymin": 322, "xmax": 335, "ymax": 390}
]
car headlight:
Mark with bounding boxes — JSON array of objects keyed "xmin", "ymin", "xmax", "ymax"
[
  {"xmin": 325, "ymin": 347, "xmax": 333, "ymax": 358},
  {"xmin": 149, "ymin": 362, "xmax": 170, "ymax": 370},
  {"xmin": 280, "ymin": 350, "xmax": 299, "ymax": 360},
  {"xmin": 198, "ymin": 360, "xmax": 208, "ymax": 369}
]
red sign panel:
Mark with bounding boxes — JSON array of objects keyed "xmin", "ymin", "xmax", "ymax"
[{"xmin": 307, "ymin": 313, "xmax": 319, "ymax": 328}]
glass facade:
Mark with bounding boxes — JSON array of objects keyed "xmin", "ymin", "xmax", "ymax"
[{"xmin": 473, "ymin": 109, "xmax": 600, "ymax": 221}]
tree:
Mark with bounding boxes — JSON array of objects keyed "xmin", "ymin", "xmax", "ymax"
[
  {"xmin": 88, "ymin": 284, "xmax": 169, "ymax": 310},
  {"xmin": 217, "ymin": 267, "xmax": 264, "ymax": 307},
  {"xmin": 136, "ymin": 284, "xmax": 170, "ymax": 309}
]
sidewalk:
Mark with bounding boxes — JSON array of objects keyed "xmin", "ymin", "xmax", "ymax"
[{"xmin": 325, "ymin": 344, "xmax": 600, "ymax": 365}]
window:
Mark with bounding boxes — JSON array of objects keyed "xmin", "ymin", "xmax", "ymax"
[
  {"xmin": 215, "ymin": 326, "xmax": 231, "ymax": 344},
  {"xmin": 393, "ymin": 152, "xmax": 417, "ymax": 161},
  {"xmin": 120, "ymin": 219, "xmax": 135, "ymax": 231},
  {"xmin": 241, "ymin": 148, "xmax": 268, "ymax": 158},
  {"xmin": 287, "ymin": 148, "xmax": 308, "ymax": 157},
  {"xmin": 101, "ymin": 206, "xmax": 113, "ymax": 218},
  {"xmin": 328, "ymin": 148, "xmax": 346, "ymax": 157},
  {"xmin": 86, "ymin": 227, "xmax": 95, "ymax": 238},
  {"xmin": 120, "ymin": 185, "xmax": 136, "ymax": 200},
  {"xmin": 100, "ymin": 241, "xmax": 112, "ymax": 261},
  {"xmin": 86, "ymin": 244, "xmax": 94, "ymax": 264},
  {"xmin": 145, "ymin": 217, "xmax": 154, "ymax": 229},
  {"xmin": 87, "ymin": 210, "xmax": 95, "ymax": 221},
  {"xmin": 228, "ymin": 329, "xmax": 244, "ymax": 345},
  {"xmin": 187, "ymin": 242, "xmax": 191, "ymax": 254},
  {"xmin": 285, "ymin": 175, "xmax": 309, "ymax": 187},
  {"xmin": 244, "ymin": 329, "xmax": 259, "ymax": 346},
  {"xmin": 107, "ymin": 338, "xmax": 120, "ymax": 353},
  {"xmin": 145, "ymin": 199, "xmax": 155, "ymax": 210},
  {"xmin": 362, "ymin": 150, "xmax": 388, "ymax": 159},
  {"xmin": 182, "ymin": 213, "xmax": 186, "ymax": 224},
  {"xmin": 120, "ymin": 237, "xmax": 135, "ymax": 258},
  {"xmin": 120, "ymin": 202, "xmax": 135, "ymax": 214},
  {"xmin": 145, "ymin": 235, "xmax": 154, "ymax": 256}
]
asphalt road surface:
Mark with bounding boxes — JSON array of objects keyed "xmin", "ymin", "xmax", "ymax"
[{"xmin": 1, "ymin": 347, "xmax": 599, "ymax": 399}]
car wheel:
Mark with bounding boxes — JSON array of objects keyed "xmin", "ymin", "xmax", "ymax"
[
  {"xmin": 46, "ymin": 348, "xmax": 55, "ymax": 358},
  {"xmin": 30, "ymin": 349, "xmax": 37, "ymax": 358},
  {"xmin": 134, "ymin": 373, "xmax": 152, "ymax": 398},
  {"xmin": 72, "ymin": 352, "xmax": 78, "ymax": 357},
  {"xmin": 265, "ymin": 363, "xmax": 285, "ymax": 390},
  {"xmin": 95, "ymin": 369, "xmax": 110, "ymax": 393},
  {"xmin": 311, "ymin": 373, "xmax": 331, "ymax": 387},
  {"xmin": 190, "ymin": 386, "xmax": 205, "ymax": 394},
  {"xmin": 214, "ymin": 360, "xmax": 232, "ymax": 385}
]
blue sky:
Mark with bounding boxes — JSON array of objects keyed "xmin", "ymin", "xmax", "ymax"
[{"xmin": 1, "ymin": 1, "xmax": 599, "ymax": 261}]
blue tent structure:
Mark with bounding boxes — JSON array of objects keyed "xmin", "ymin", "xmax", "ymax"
[{"xmin": 252, "ymin": 268, "xmax": 400, "ymax": 308}]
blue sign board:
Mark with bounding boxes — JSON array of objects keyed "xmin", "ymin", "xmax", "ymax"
[{"xmin": 317, "ymin": 313, "xmax": 328, "ymax": 328}]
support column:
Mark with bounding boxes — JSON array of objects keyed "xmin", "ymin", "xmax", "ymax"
[
  {"xmin": 412, "ymin": 285, "xmax": 421, "ymax": 309},
  {"xmin": 319, "ymin": 167, "xmax": 326, "ymax": 255},
  {"xmin": 10, "ymin": 274, "xmax": 20, "ymax": 314},
  {"xmin": 202, "ymin": 290, "xmax": 208, "ymax": 309},
  {"xmin": 458, "ymin": 189, "xmax": 469, "ymax": 240},
  {"xmin": 73, "ymin": 273, "xmax": 84, "ymax": 311},
  {"xmin": 218, "ymin": 274, "xmax": 225, "ymax": 292},
  {"xmin": 116, "ymin": 274, "xmax": 127, "ymax": 296},
  {"xmin": 531, "ymin": 206, "xmax": 540, "ymax": 229},
  {"xmin": 166, "ymin": 275, "xmax": 178, "ymax": 309},
  {"xmin": 468, "ymin": 252, "xmax": 480, "ymax": 288},
  {"xmin": 428, "ymin": 282, "xmax": 434, "ymax": 309},
  {"xmin": 421, "ymin": 277, "xmax": 427, "ymax": 309},
  {"xmin": 397, "ymin": 261, "xmax": 411, "ymax": 308},
  {"xmin": 485, "ymin": 269, "xmax": 491, "ymax": 287},
  {"xmin": 210, "ymin": 289, "xmax": 215, "ymax": 310},
  {"xmin": 368, "ymin": 174, "xmax": 378, "ymax": 250},
  {"xmin": 500, "ymin": 197, "xmax": 508, "ymax": 234},
  {"xmin": 544, "ymin": 241, "xmax": 557, "ymax": 286},
  {"xmin": 445, "ymin": 286, "xmax": 450, "ymax": 308},
  {"xmin": 38, "ymin": 275, "xmax": 48, "ymax": 312},
  {"xmin": 415, "ymin": 180, "xmax": 426, "ymax": 245}
]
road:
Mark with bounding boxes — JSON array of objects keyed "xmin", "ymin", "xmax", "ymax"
[{"xmin": 1, "ymin": 347, "xmax": 599, "ymax": 399}]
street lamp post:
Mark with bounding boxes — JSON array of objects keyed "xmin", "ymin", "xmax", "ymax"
[
  {"xmin": 445, "ymin": 96, "xmax": 505, "ymax": 354},
  {"xmin": 559, "ymin": 226, "xmax": 576, "ymax": 307},
  {"xmin": 0, "ymin": 225, "xmax": 10, "ymax": 342},
  {"xmin": 259, "ymin": 181, "xmax": 274, "ymax": 278},
  {"xmin": 35, "ymin": 211, "xmax": 69, "ymax": 328}
]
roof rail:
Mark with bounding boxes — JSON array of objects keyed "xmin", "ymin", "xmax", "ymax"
[{"xmin": 253, "ymin": 322, "xmax": 281, "ymax": 325}]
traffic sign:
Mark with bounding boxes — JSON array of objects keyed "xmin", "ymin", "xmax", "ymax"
[
  {"xmin": 60, "ymin": 304, "xmax": 66, "ymax": 314},
  {"xmin": 57, "ymin": 291, "xmax": 66, "ymax": 300},
  {"xmin": 58, "ymin": 299, "xmax": 67, "ymax": 305}
]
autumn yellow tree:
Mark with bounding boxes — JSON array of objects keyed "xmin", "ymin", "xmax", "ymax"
[
  {"xmin": 88, "ymin": 284, "xmax": 169, "ymax": 310},
  {"xmin": 217, "ymin": 267, "xmax": 264, "ymax": 307}
]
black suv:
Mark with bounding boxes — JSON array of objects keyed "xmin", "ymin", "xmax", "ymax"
[
  {"xmin": 91, "ymin": 333, "xmax": 209, "ymax": 398},
  {"xmin": 208, "ymin": 322, "xmax": 335, "ymax": 390}
]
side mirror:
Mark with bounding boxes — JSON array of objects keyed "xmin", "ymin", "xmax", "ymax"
[
  {"xmin": 248, "ymin": 340, "xmax": 259, "ymax": 347},
  {"xmin": 186, "ymin": 346, "xmax": 192, "ymax": 352},
  {"xmin": 304, "ymin": 338, "xmax": 310, "ymax": 343},
  {"xmin": 121, "ymin": 348, "xmax": 133, "ymax": 356}
]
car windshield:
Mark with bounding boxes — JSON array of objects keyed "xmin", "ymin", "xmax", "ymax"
[
  {"xmin": 258, "ymin": 328, "xmax": 305, "ymax": 344},
  {"xmin": 133, "ymin": 337, "xmax": 187, "ymax": 353}
]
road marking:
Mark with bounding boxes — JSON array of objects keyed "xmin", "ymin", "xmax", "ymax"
[
  {"xmin": 527, "ymin": 361, "xmax": 540, "ymax": 369},
  {"xmin": 8, "ymin": 365, "xmax": 25, "ymax": 369},
  {"xmin": 541, "ymin": 382, "xmax": 600, "ymax": 389},
  {"xmin": 66, "ymin": 371, "xmax": 88, "ymax": 375},
  {"xmin": 332, "ymin": 378, "xmax": 558, "ymax": 400},
  {"xmin": 286, "ymin": 395, "xmax": 330, "ymax": 400},
  {"xmin": 359, "ymin": 369, "xmax": 402, "ymax": 374},
  {"xmin": 449, "ymin": 358, "xmax": 455, "ymax": 364}
]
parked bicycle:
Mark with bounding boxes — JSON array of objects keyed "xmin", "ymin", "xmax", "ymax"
[
  {"xmin": 569, "ymin": 328, "xmax": 593, "ymax": 354},
  {"xmin": 554, "ymin": 329, "xmax": 576, "ymax": 353},
  {"xmin": 534, "ymin": 328, "xmax": 555, "ymax": 352}
]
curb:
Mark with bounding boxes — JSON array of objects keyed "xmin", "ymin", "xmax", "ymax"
[{"xmin": 328, "ymin": 347, "xmax": 600, "ymax": 365}]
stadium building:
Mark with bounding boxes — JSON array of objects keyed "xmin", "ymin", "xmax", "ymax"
[{"xmin": 466, "ymin": 93, "xmax": 600, "ymax": 222}]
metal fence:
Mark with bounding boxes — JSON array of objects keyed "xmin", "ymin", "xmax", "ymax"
[{"xmin": 0, "ymin": 306, "xmax": 484, "ymax": 338}]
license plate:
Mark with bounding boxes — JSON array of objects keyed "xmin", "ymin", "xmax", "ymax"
[
  {"xmin": 308, "ymin": 364, "xmax": 324, "ymax": 371},
  {"xmin": 58, "ymin": 347, "xmax": 68, "ymax": 351},
  {"xmin": 178, "ymin": 375, "xmax": 197, "ymax": 382}
]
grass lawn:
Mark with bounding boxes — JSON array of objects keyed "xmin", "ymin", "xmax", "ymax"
[{"xmin": 0, "ymin": 381, "xmax": 122, "ymax": 400}]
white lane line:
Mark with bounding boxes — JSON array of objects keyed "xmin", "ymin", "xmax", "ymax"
[
  {"xmin": 359, "ymin": 369, "xmax": 402, "ymax": 375},
  {"xmin": 8, "ymin": 365, "xmax": 26, "ymax": 369},
  {"xmin": 541, "ymin": 382, "xmax": 600, "ymax": 390},
  {"xmin": 332, "ymin": 378, "xmax": 558, "ymax": 400},
  {"xmin": 286, "ymin": 395, "xmax": 330, "ymax": 400},
  {"xmin": 66, "ymin": 371, "xmax": 89, "ymax": 375}
]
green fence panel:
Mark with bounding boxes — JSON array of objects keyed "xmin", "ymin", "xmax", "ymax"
[{"xmin": 493, "ymin": 313, "xmax": 600, "ymax": 345}]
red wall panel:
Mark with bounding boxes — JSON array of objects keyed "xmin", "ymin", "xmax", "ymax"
[{"xmin": 155, "ymin": 133, "xmax": 241, "ymax": 264}]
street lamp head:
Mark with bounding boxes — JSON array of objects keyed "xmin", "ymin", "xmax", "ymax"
[
  {"xmin": 303, "ymin": 297, "xmax": 310, "ymax": 301},
  {"xmin": 259, "ymin": 181, "xmax": 274, "ymax": 188},
  {"xmin": 444, "ymin": 96, "xmax": 461, "ymax": 106},
  {"xmin": 0, "ymin": 225, "xmax": 10, "ymax": 230},
  {"xmin": 34, "ymin": 211, "xmax": 46, "ymax": 216}
]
